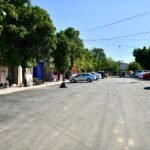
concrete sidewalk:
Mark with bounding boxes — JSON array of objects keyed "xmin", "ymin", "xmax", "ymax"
[{"xmin": 0, "ymin": 81, "xmax": 68, "ymax": 95}]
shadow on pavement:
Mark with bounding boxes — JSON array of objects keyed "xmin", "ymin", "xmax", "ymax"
[{"xmin": 144, "ymin": 87, "xmax": 150, "ymax": 90}]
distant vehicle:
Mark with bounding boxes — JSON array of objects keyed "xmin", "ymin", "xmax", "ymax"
[
  {"xmin": 143, "ymin": 72, "xmax": 150, "ymax": 80},
  {"xmin": 90, "ymin": 73, "xmax": 97, "ymax": 80},
  {"xmin": 138, "ymin": 71, "xmax": 149, "ymax": 79},
  {"xmin": 134, "ymin": 70, "xmax": 147, "ymax": 78},
  {"xmin": 112, "ymin": 72, "xmax": 119, "ymax": 76},
  {"xmin": 97, "ymin": 71, "xmax": 107, "ymax": 78},
  {"xmin": 119, "ymin": 71, "xmax": 126, "ymax": 77},
  {"xmin": 70, "ymin": 73, "xmax": 94, "ymax": 83},
  {"xmin": 91, "ymin": 72, "xmax": 101, "ymax": 80}
]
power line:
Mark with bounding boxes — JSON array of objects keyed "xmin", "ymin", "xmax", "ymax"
[
  {"xmin": 84, "ymin": 39, "xmax": 150, "ymax": 43},
  {"xmin": 98, "ymin": 39, "xmax": 150, "ymax": 42},
  {"xmin": 93, "ymin": 41, "xmax": 133, "ymax": 49},
  {"xmin": 85, "ymin": 10, "xmax": 150, "ymax": 32},
  {"xmin": 83, "ymin": 30, "xmax": 150, "ymax": 41}
]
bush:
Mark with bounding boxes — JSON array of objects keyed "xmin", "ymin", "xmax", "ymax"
[
  {"xmin": 33, "ymin": 78, "xmax": 40, "ymax": 85},
  {"xmin": 3, "ymin": 83, "xmax": 9, "ymax": 88}
]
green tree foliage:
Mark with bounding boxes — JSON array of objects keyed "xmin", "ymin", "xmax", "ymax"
[
  {"xmin": 0, "ymin": 10, "xmax": 5, "ymax": 33},
  {"xmin": 17, "ymin": 6, "xmax": 56, "ymax": 67},
  {"xmin": 133, "ymin": 47, "xmax": 150, "ymax": 69},
  {"xmin": 105, "ymin": 57, "xmax": 119, "ymax": 72},
  {"xmin": 52, "ymin": 27, "xmax": 86, "ymax": 79},
  {"xmin": 75, "ymin": 48, "xmax": 93, "ymax": 72},
  {"xmin": 52, "ymin": 31, "xmax": 70, "ymax": 80},
  {"xmin": 128, "ymin": 61, "xmax": 142, "ymax": 71},
  {"xmin": 0, "ymin": 1, "xmax": 56, "ymax": 85},
  {"xmin": 91, "ymin": 48, "xmax": 106, "ymax": 71},
  {"xmin": 0, "ymin": 4, "xmax": 19, "ymax": 66},
  {"xmin": 0, "ymin": 0, "xmax": 30, "ymax": 66},
  {"xmin": 64, "ymin": 27, "xmax": 84, "ymax": 69},
  {"xmin": 0, "ymin": 0, "xmax": 31, "ymax": 7}
]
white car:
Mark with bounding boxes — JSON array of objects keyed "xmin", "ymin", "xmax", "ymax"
[
  {"xmin": 90, "ymin": 73, "xmax": 97, "ymax": 80},
  {"xmin": 91, "ymin": 72, "xmax": 101, "ymax": 80}
]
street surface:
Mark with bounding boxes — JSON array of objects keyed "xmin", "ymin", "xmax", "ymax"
[{"xmin": 0, "ymin": 78, "xmax": 150, "ymax": 150}]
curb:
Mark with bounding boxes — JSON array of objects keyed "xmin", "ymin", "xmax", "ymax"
[{"xmin": 0, "ymin": 81, "xmax": 69, "ymax": 95}]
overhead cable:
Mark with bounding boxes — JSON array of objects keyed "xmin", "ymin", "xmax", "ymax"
[
  {"xmin": 83, "ymin": 30, "xmax": 150, "ymax": 41},
  {"xmin": 85, "ymin": 10, "xmax": 150, "ymax": 32}
]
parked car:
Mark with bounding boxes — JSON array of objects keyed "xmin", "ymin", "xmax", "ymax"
[
  {"xmin": 119, "ymin": 71, "xmax": 126, "ymax": 77},
  {"xmin": 134, "ymin": 70, "xmax": 147, "ymax": 78},
  {"xmin": 97, "ymin": 71, "xmax": 107, "ymax": 78},
  {"xmin": 112, "ymin": 72, "xmax": 119, "ymax": 76},
  {"xmin": 143, "ymin": 72, "xmax": 150, "ymax": 80},
  {"xmin": 70, "ymin": 73, "xmax": 94, "ymax": 83},
  {"xmin": 91, "ymin": 72, "xmax": 101, "ymax": 80},
  {"xmin": 138, "ymin": 71, "xmax": 149, "ymax": 79}
]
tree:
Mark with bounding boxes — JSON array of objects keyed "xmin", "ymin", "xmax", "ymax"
[
  {"xmin": 91, "ymin": 48, "xmax": 106, "ymax": 71},
  {"xmin": 0, "ymin": 1, "xmax": 56, "ymax": 85},
  {"xmin": 64, "ymin": 27, "xmax": 84, "ymax": 70},
  {"xmin": 105, "ymin": 57, "xmax": 119, "ymax": 72},
  {"xmin": 0, "ymin": 2, "xmax": 21, "ymax": 82},
  {"xmin": 75, "ymin": 48, "xmax": 94, "ymax": 72},
  {"xmin": 128, "ymin": 61, "xmax": 142, "ymax": 71},
  {"xmin": 52, "ymin": 31, "xmax": 70, "ymax": 80},
  {"xmin": 17, "ymin": 6, "xmax": 56, "ymax": 85},
  {"xmin": 133, "ymin": 47, "xmax": 150, "ymax": 70}
]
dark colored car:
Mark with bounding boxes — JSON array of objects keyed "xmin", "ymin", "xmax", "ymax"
[
  {"xmin": 119, "ymin": 71, "xmax": 126, "ymax": 77},
  {"xmin": 97, "ymin": 71, "xmax": 107, "ymax": 78}
]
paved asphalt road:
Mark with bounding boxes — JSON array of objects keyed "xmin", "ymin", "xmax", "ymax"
[{"xmin": 0, "ymin": 78, "xmax": 150, "ymax": 150}]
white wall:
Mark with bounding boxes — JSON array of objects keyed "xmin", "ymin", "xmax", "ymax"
[
  {"xmin": 25, "ymin": 68, "xmax": 33, "ymax": 86},
  {"xmin": 119, "ymin": 63, "xmax": 128, "ymax": 71},
  {"xmin": 18, "ymin": 66, "xmax": 22, "ymax": 86},
  {"xmin": 0, "ymin": 67, "xmax": 8, "ymax": 84}
]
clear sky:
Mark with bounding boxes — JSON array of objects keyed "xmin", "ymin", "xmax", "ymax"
[{"xmin": 32, "ymin": 0, "xmax": 150, "ymax": 63}]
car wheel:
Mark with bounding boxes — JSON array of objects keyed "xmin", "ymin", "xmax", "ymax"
[
  {"xmin": 87, "ymin": 78, "xmax": 91, "ymax": 82},
  {"xmin": 71, "ymin": 79, "xmax": 76, "ymax": 83}
]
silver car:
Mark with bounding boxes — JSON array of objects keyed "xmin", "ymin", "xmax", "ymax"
[{"xmin": 70, "ymin": 73, "xmax": 94, "ymax": 83}]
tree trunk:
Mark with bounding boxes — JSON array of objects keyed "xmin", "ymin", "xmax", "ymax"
[
  {"xmin": 60, "ymin": 71, "xmax": 67, "ymax": 88},
  {"xmin": 57, "ymin": 69, "xmax": 60, "ymax": 81},
  {"xmin": 63, "ymin": 71, "xmax": 65, "ymax": 81},
  {"xmin": 8, "ymin": 65, "xmax": 14, "ymax": 87},
  {"xmin": 22, "ymin": 67, "xmax": 27, "ymax": 87}
]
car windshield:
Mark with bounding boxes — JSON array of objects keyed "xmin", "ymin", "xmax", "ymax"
[{"xmin": 74, "ymin": 74, "xmax": 80, "ymax": 77}]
